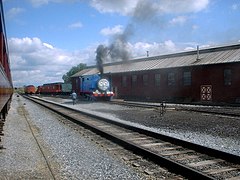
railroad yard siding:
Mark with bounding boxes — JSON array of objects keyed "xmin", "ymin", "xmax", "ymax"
[
  {"xmin": 42, "ymin": 96, "xmax": 240, "ymax": 156},
  {"xmin": 0, "ymin": 94, "xmax": 143, "ymax": 179}
]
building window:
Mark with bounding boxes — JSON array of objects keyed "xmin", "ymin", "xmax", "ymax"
[
  {"xmin": 122, "ymin": 75, "xmax": 127, "ymax": 87},
  {"xmin": 131, "ymin": 75, "xmax": 137, "ymax": 86},
  {"xmin": 143, "ymin": 74, "xmax": 148, "ymax": 86},
  {"xmin": 224, "ymin": 69, "xmax": 232, "ymax": 86},
  {"xmin": 168, "ymin": 72, "xmax": 175, "ymax": 86},
  {"xmin": 155, "ymin": 74, "xmax": 161, "ymax": 86},
  {"xmin": 183, "ymin": 71, "xmax": 191, "ymax": 86}
]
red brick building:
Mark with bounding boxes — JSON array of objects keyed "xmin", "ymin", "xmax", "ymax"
[{"xmin": 72, "ymin": 43, "xmax": 240, "ymax": 104}]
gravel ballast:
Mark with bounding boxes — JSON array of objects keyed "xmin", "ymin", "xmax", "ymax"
[
  {"xmin": 0, "ymin": 94, "xmax": 143, "ymax": 179},
  {"xmin": 43, "ymin": 96, "xmax": 240, "ymax": 156}
]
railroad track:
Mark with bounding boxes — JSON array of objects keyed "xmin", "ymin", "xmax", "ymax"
[
  {"xmin": 23, "ymin": 95, "xmax": 240, "ymax": 179},
  {"xmin": 109, "ymin": 100, "xmax": 240, "ymax": 118}
]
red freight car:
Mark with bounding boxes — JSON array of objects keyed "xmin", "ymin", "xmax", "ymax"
[
  {"xmin": 0, "ymin": 1, "xmax": 13, "ymax": 120},
  {"xmin": 40, "ymin": 82, "xmax": 62, "ymax": 94},
  {"xmin": 36, "ymin": 83, "xmax": 72, "ymax": 95}
]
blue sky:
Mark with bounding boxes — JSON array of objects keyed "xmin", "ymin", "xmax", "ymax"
[{"xmin": 3, "ymin": 0, "xmax": 240, "ymax": 87}]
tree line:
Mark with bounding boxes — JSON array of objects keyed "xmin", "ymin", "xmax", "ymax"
[{"xmin": 62, "ymin": 63, "xmax": 86, "ymax": 83}]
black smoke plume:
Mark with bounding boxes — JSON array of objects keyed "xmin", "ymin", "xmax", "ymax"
[
  {"xmin": 96, "ymin": 45, "xmax": 109, "ymax": 75},
  {"xmin": 95, "ymin": 0, "xmax": 163, "ymax": 74},
  {"xmin": 95, "ymin": 24, "xmax": 133, "ymax": 74}
]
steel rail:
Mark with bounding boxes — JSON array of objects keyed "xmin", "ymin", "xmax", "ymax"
[{"xmin": 23, "ymin": 95, "xmax": 240, "ymax": 179}]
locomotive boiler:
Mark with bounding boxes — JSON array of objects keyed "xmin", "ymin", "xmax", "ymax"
[{"xmin": 79, "ymin": 74, "xmax": 114, "ymax": 101}]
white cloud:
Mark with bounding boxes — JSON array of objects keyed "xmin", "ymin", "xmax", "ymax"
[
  {"xmin": 8, "ymin": 37, "xmax": 93, "ymax": 87},
  {"xmin": 9, "ymin": 37, "xmax": 43, "ymax": 53},
  {"xmin": 43, "ymin": 43, "xmax": 54, "ymax": 49},
  {"xmin": 7, "ymin": 7, "xmax": 25, "ymax": 18},
  {"xmin": 27, "ymin": 0, "xmax": 49, "ymax": 7},
  {"xmin": 169, "ymin": 16, "xmax": 187, "ymax": 26},
  {"xmin": 164, "ymin": 40, "xmax": 176, "ymax": 50},
  {"xmin": 68, "ymin": 22, "xmax": 83, "ymax": 29},
  {"xmin": 27, "ymin": 0, "xmax": 80, "ymax": 7},
  {"xmin": 184, "ymin": 44, "xmax": 211, "ymax": 51},
  {"xmin": 9, "ymin": 37, "xmax": 211, "ymax": 87},
  {"xmin": 192, "ymin": 25, "xmax": 199, "ymax": 30},
  {"xmin": 231, "ymin": 4, "xmax": 239, "ymax": 10},
  {"xmin": 130, "ymin": 40, "xmax": 178, "ymax": 58},
  {"xmin": 90, "ymin": 0, "xmax": 209, "ymax": 16},
  {"xmin": 184, "ymin": 47, "xmax": 195, "ymax": 51},
  {"xmin": 157, "ymin": 0, "xmax": 209, "ymax": 14},
  {"xmin": 200, "ymin": 44, "xmax": 211, "ymax": 48},
  {"xmin": 90, "ymin": 0, "xmax": 138, "ymax": 15},
  {"xmin": 100, "ymin": 25, "xmax": 124, "ymax": 36}
]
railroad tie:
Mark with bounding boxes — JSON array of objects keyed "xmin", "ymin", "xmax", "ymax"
[
  {"xmin": 157, "ymin": 146, "xmax": 182, "ymax": 151},
  {"xmin": 174, "ymin": 155, "xmax": 199, "ymax": 161},
  {"xmin": 0, "ymin": 120, "xmax": 4, "ymax": 137},
  {"xmin": 203, "ymin": 167, "xmax": 238, "ymax": 175},
  {"xmin": 188, "ymin": 159, "xmax": 224, "ymax": 167},
  {"xmin": 161, "ymin": 150, "xmax": 194, "ymax": 156},
  {"xmin": 116, "ymin": 132, "xmax": 135, "ymax": 136},
  {"xmin": 226, "ymin": 175, "xmax": 240, "ymax": 180},
  {"xmin": 0, "ymin": 120, "xmax": 3, "ymax": 149},
  {"xmin": 128, "ymin": 137, "xmax": 150, "ymax": 141},
  {"xmin": 142, "ymin": 142, "xmax": 170, "ymax": 147}
]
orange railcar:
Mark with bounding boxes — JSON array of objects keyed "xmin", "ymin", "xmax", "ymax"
[{"xmin": 24, "ymin": 85, "xmax": 36, "ymax": 94}]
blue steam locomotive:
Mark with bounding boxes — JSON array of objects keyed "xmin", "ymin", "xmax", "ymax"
[{"xmin": 79, "ymin": 74, "xmax": 114, "ymax": 100}]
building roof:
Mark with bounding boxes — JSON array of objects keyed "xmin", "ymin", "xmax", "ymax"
[
  {"xmin": 71, "ymin": 68, "xmax": 93, "ymax": 77},
  {"xmin": 72, "ymin": 43, "xmax": 240, "ymax": 77}
]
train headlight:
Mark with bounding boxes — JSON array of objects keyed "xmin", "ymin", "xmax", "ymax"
[{"xmin": 98, "ymin": 78, "xmax": 110, "ymax": 91}]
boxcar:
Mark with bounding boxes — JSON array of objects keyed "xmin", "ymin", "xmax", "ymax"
[
  {"xmin": 41, "ymin": 82, "xmax": 62, "ymax": 94},
  {"xmin": 0, "ymin": 1, "xmax": 13, "ymax": 120},
  {"xmin": 37, "ymin": 83, "xmax": 72, "ymax": 95},
  {"xmin": 61, "ymin": 83, "xmax": 72, "ymax": 95}
]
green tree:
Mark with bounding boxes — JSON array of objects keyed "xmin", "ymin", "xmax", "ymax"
[{"xmin": 62, "ymin": 63, "xmax": 87, "ymax": 83}]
